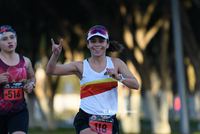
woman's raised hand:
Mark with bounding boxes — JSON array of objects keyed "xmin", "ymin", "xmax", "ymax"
[{"xmin": 51, "ymin": 38, "xmax": 63, "ymax": 56}]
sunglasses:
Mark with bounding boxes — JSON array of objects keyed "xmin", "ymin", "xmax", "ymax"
[{"xmin": 88, "ymin": 27, "xmax": 108, "ymax": 36}]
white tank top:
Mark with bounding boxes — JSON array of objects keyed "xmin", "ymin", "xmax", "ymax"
[{"xmin": 80, "ymin": 56, "xmax": 118, "ymax": 115}]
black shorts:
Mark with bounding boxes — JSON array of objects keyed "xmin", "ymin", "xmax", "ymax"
[
  {"xmin": 0, "ymin": 108, "xmax": 29, "ymax": 134},
  {"xmin": 73, "ymin": 108, "xmax": 119, "ymax": 134}
]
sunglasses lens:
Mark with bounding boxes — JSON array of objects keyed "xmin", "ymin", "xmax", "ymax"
[{"xmin": 89, "ymin": 28, "xmax": 107, "ymax": 35}]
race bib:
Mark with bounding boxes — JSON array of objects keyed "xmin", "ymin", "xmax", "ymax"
[
  {"xmin": 3, "ymin": 82, "xmax": 24, "ymax": 101},
  {"xmin": 89, "ymin": 115, "xmax": 114, "ymax": 134}
]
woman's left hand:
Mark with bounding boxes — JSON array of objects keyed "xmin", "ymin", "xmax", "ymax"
[
  {"xmin": 23, "ymin": 83, "xmax": 34, "ymax": 94},
  {"xmin": 105, "ymin": 68, "xmax": 121, "ymax": 81}
]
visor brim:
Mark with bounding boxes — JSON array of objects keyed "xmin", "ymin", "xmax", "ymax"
[{"xmin": 87, "ymin": 32, "xmax": 109, "ymax": 40}]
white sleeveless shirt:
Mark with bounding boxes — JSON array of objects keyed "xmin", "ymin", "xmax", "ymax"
[{"xmin": 80, "ymin": 56, "xmax": 118, "ymax": 115}]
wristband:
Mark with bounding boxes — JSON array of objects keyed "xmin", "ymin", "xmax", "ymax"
[{"xmin": 118, "ymin": 74, "xmax": 126, "ymax": 83}]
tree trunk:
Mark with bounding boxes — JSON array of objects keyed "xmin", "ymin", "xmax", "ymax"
[
  {"xmin": 196, "ymin": 91, "xmax": 200, "ymax": 131},
  {"xmin": 118, "ymin": 85, "xmax": 141, "ymax": 133},
  {"xmin": 180, "ymin": 1, "xmax": 200, "ymax": 130},
  {"xmin": 145, "ymin": 90, "xmax": 160, "ymax": 133},
  {"xmin": 159, "ymin": 90, "xmax": 171, "ymax": 133},
  {"xmin": 26, "ymin": 93, "xmax": 36, "ymax": 128},
  {"xmin": 34, "ymin": 67, "xmax": 55, "ymax": 130},
  {"xmin": 157, "ymin": 10, "xmax": 171, "ymax": 134}
]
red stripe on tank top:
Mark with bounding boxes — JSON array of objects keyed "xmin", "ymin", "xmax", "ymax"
[{"xmin": 81, "ymin": 81, "xmax": 117, "ymax": 99}]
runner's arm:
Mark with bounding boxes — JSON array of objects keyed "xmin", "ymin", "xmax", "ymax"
[
  {"xmin": 113, "ymin": 58, "xmax": 139, "ymax": 89},
  {"xmin": 46, "ymin": 58, "xmax": 81, "ymax": 76},
  {"xmin": 24, "ymin": 57, "xmax": 36, "ymax": 93},
  {"xmin": 46, "ymin": 38, "xmax": 82, "ymax": 76}
]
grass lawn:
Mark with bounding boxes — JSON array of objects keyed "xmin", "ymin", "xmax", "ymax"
[
  {"xmin": 28, "ymin": 127, "xmax": 200, "ymax": 134},
  {"xmin": 28, "ymin": 119, "xmax": 200, "ymax": 134},
  {"xmin": 28, "ymin": 127, "xmax": 152, "ymax": 134},
  {"xmin": 28, "ymin": 127, "xmax": 76, "ymax": 134}
]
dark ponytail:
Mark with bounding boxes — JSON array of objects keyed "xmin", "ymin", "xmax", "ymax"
[{"xmin": 106, "ymin": 40, "xmax": 124, "ymax": 55}]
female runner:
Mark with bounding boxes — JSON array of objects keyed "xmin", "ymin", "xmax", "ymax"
[{"xmin": 46, "ymin": 25, "xmax": 139, "ymax": 134}]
